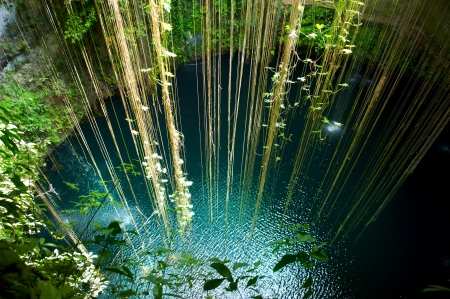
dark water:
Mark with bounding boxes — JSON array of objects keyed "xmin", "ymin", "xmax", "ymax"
[{"xmin": 45, "ymin": 54, "xmax": 450, "ymax": 298}]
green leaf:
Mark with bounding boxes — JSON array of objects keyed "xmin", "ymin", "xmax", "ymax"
[
  {"xmin": 121, "ymin": 265, "xmax": 134, "ymax": 280},
  {"xmin": 246, "ymin": 276, "xmax": 259, "ymax": 288},
  {"xmin": 273, "ymin": 254, "xmax": 297, "ymax": 272},
  {"xmin": 304, "ymin": 261, "xmax": 315, "ymax": 269},
  {"xmin": 303, "ymin": 288, "xmax": 314, "ymax": 299},
  {"xmin": 226, "ymin": 281, "xmax": 238, "ymax": 291},
  {"xmin": 63, "ymin": 181, "xmax": 79, "ymax": 191},
  {"xmin": 204, "ymin": 278, "xmax": 225, "ymax": 291},
  {"xmin": 153, "ymin": 284, "xmax": 163, "ymax": 299},
  {"xmin": 105, "ymin": 266, "xmax": 133, "ymax": 279},
  {"xmin": 11, "ymin": 174, "xmax": 26, "ymax": 191},
  {"xmin": 102, "ymin": 228, "xmax": 115, "ymax": 235},
  {"xmin": 116, "ymin": 289, "xmax": 137, "ymax": 297},
  {"xmin": 125, "ymin": 230, "xmax": 139, "ymax": 236},
  {"xmin": 267, "ymin": 239, "xmax": 290, "ymax": 246},
  {"xmin": 109, "ymin": 239, "xmax": 127, "ymax": 246},
  {"xmin": 298, "ymin": 224, "xmax": 310, "ymax": 229},
  {"xmin": 37, "ymin": 280, "xmax": 60, "ymax": 299},
  {"xmin": 141, "ymin": 274, "xmax": 158, "ymax": 284},
  {"xmin": 301, "ymin": 276, "xmax": 313, "ymax": 288},
  {"xmin": 233, "ymin": 262, "xmax": 249, "ymax": 270},
  {"xmin": 99, "ymin": 249, "xmax": 111, "ymax": 261},
  {"xmin": 310, "ymin": 250, "xmax": 328, "ymax": 261},
  {"xmin": 0, "ymin": 200, "xmax": 20, "ymax": 217},
  {"xmin": 312, "ymin": 242, "xmax": 327, "ymax": 253},
  {"xmin": 152, "ymin": 247, "xmax": 174, "ymax": 255},
  {"xmin": 107, "ymin": 221, "xmax": 122, "ymax": 235},
  {"xmin": 211, "ymin": 262, "xmax": 233, "ymax": 282},
  {"xmin": 297, "ymin": 232, "xmax": 313, "ymax": 242},
  {"xmin": 423, "ymin": 285, "xmax": 450, "ymax": 292}
]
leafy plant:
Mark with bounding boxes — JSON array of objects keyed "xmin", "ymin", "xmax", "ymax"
[
  {"xmin": 268, "ymin": 223, "xmax": 328, "ymax": 298},
  {"xmin": 64, "ymin": 6, "xmax": 97, "ymax": 44}
]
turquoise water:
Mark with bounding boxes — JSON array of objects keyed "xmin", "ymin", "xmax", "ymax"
[{"xmin": 45, "ymin": 54, "xmax": 450, "ymax": 298}]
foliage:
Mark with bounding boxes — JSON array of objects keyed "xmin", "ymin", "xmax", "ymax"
[
  {"xmin": 0, "ymin": 74, "xmax": 82, "ymax": 145},
  {"xmin": 423, "ymin": 280, "xmax": 450, "ymax": 293},
  {"xmin": 0, "ymin": 111, "xmax": 106, "ymax": 298},
  {"xmin": 297, "ymin": 6, "xmax": 335, "ymax": 52},
  {"xmin": 268, "ymin": 223, "xmax": 328, "ymax": 298},
  {"xmin": 64, "ymin": 6, "xmax": 97, "ymax": 44}
]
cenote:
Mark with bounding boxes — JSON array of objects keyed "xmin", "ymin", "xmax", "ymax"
[
  {"xmin": 1, "ymin": 0, "xmax": 450, "ymax": 298},
  {"xmin": 41, "ymin": 53, "xmax": 450, "ymax": 299}
]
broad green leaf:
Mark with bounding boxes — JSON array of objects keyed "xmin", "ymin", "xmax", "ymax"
[
  {"xmin": 233, "ymin": 262, "xmax": 249, "ymax": 270},
  {"xmin": 246, "ymin": 276, "xmax": 259, "ymax": 288},
  {"xmin": 312, "ymin": 242, "xmax": 327, "ymax": 253},
  {"xmin": 310, "ymin": 250, "xmax": 328, "ymax": 261},
  {"xmin": 107, "ymin": 221, "xmax": 122, "ymax": 235},
  {"xmin": 301, "ymin": 276, "xmax": 313, "ymax": 288},
  {"xmin": 226, "ymin": 281, "xmax": 238, "ymax": 291},
  {"xmin": 102, "ymin": 228, "xmax": 115, "ymax": 235},
  {"xmin": 304, "ymin": 261, "xmax": 315, "ymax": 269},
  {"xmin": 37, "ymin": 280, "xmax": 60, "ymax": 299},
  {"xmin": 297, "ymin": 232, "xmax": 313, "ymax": 242},
  {"xmin": 211, "ymin": 262, "xmax": 233, "ymax": 282},
  {"xmin": 273, "ymin": 254, "xmax": 297, "ymax": 272},
  {"xmin": 203, "ymin": 278, "xmax": 225, "ymax": 291},
  {"xmin": 153, "ymin": 284, "xmax": 163, "ymax": 299}
]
